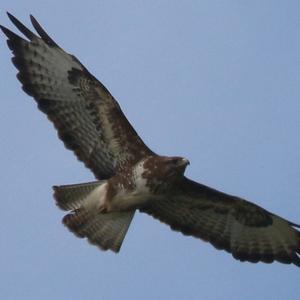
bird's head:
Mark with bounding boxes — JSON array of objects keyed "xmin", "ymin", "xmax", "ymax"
[
  {"xmin": 163, "ymin": 156, "xmax": 190, "ymax": 175},
  {"xmin": 142, "ymin": 155, "xmax": 190, "ymax": 184}
]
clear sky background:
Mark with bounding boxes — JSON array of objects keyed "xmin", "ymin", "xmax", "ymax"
[{"xmin": 1, "ymin": 1, "xmax": 300, "ymax": 300}]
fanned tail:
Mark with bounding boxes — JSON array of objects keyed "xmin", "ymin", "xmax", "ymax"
[
  {"xmin": 63, "ymin": 208, "xmax": 135, "ymax": 252},
  {"xmin": 53, "ymin": 181, "xmax": 135, "ymax": 252}
]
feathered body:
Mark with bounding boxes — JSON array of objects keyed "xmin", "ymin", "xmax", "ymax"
[{"xmin": 1, "ymin": 14, "xmax": 300, "ymax": 266}]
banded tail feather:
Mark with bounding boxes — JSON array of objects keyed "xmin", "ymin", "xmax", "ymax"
[{"xmin": 54, "ymin": 182, "xmax": 135, "ymax": 252}]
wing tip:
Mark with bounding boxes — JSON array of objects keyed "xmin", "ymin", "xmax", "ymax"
[
  {"xmin": 29, "ymin": 14, "xmax": 59, "ymax": 47},
  {"xmin": 3, "ymin": 12, "xmax": 59, "ymax": 48},
  {"xmin": 5, "ymin": 12, "xmax": 36, "ymax": 40},
  {"xmin": 0, "ymin": 24, "xmax": 11, "ymax": 37},
  {"xmin": 6, "ymin": 11, "xmax": 14, "ymax": 21}
]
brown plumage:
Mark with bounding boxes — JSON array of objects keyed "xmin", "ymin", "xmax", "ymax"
[{"xmin": 1, "ymin": 13, "xmax": 300, "ymax": 266}]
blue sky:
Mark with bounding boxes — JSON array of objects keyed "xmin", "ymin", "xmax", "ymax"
[{"xmin": 1, "ymin": 1, "xmax": 300, "ymax": 299}]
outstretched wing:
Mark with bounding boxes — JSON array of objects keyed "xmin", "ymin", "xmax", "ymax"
[
  {"xmin": 141, "ymin": 178, "xmax": 300, "ymax": 266},
  {"xmin": 1, "ymin": 13, "xmax": 153, "ymax": 179}
]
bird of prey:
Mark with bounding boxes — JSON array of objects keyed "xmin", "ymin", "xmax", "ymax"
[{"xmin": 1, "ymin": 13, "xmax": 300, "ymax": 266}]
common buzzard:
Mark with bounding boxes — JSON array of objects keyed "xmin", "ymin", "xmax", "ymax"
[{"xmin": 1, "ymin": 13, "xmax": 300, "ymax": 266}]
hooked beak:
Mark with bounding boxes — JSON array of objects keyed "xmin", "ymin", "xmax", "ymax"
[{"xmin": 181, "ymin": 158, "xmax": 190, "ymax": 166}]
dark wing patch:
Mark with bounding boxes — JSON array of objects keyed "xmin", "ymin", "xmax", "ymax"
[
  {"xmin": 1, "ymin": 13, "xmax": 153, "ymax": 179},
  {"xmin": 141, "ymin": 178, "xmax": 300, "ymax": 266}
]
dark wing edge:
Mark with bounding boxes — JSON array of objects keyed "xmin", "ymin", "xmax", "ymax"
[
  {"xmin": 141, "ymin": 177, "xmax": 300, "ymax": 267},
  {"xmin": 1, "ymin": 13, "xmax": 153, "ymax": 179}
]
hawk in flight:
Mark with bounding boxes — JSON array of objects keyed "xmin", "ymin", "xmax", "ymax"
[{"xmin": 1, "ymin": 13, "xmax": 300, "ymax": 266}]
